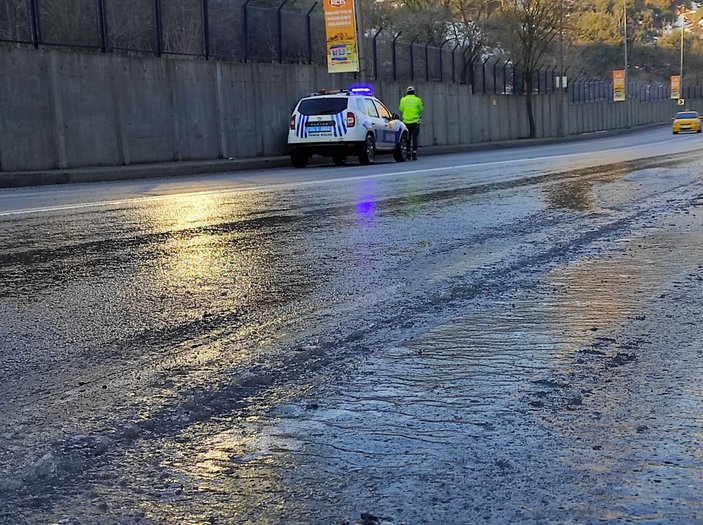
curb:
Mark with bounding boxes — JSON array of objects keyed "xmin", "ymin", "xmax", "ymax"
[{"xmin": 0, "ymin": 124, "xmax": 665, "ymax": 189}]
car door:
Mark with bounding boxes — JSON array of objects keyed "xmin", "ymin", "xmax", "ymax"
[
  {"xmin": 373, "ymin": 99, "xmax": 399, "ymax": 150},
  {"xmin": 363, "ymin": 98, "xmax": 387, "ymax": 148}
]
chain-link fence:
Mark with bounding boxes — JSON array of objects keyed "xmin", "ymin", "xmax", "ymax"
[
  {"xmin": 0, "ymin": 0, "xmax": 329, "ymax": 60},
  {"xmin": 0, "ymin": 0, "xmax": 695, "ymax": 99}
]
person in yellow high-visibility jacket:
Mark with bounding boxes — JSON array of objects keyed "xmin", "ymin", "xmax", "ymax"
[{"xmin": 398, "ymin": 86, "xmax": 424, "ymax": 160}]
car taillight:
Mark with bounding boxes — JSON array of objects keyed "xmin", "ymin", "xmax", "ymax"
[
  {"xmin": 346, "ymin": 112, "xmax": 356, "ymax": 127},
  {"xmin": 290, "ymin": 115, "xmax": 296, "ymax": 130}
]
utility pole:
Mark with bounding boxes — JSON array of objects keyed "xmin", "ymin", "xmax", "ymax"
[
  {"xmin": 680, "ymin": 7, "xmax": 685, "ymax": 98},
  {"xmin": 558, "ymin": 0, "xmax": 564, "ymax": 137},
  {"xmin": 623, "ymin": 0, "xmax": 630, "ymax": 127},
  {"xmin": 354, "ymin": 0, "xmax": 367, "ymax": 81}
]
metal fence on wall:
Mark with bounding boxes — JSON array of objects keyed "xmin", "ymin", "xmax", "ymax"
[{"xmin": 0, "ymin": 0, "xmax": 695, "ymax": 100}]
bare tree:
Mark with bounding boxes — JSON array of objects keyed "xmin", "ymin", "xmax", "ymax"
[
  {"xmin": 499, "ymin": 0, "xmax": 561, "ymax": 138},
  {"xmin": 444, "ymin": 0, "xmax": 498, "ymax": 84},
  {"xmin": 446, "ymin": 0, "xmax": 497, "ymax": 62},
  {"xmin": 104, "ymin": 0, "xmax": 158, "ymax": 52},
  {"xmin": 0, "ymin": 0, "xmax": 29, "ymax": 42},
  {"xmin": 161, "ymin": 0, "xmax": 203, "ymax": 55},
  {"xmin": 38, "ymin": 0, "xmax": 97, "ymax": 47}
]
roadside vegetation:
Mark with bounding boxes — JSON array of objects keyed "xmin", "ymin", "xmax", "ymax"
[{"xmin": 361, "ymin": 0, "xmax": 703, "ymax": 82}]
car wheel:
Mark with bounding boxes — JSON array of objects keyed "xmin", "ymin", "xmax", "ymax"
[
  {"xmin": 358, "ymin": 135, "xmax": 375, "ymax": 165},
  {"xmin": 333, "ymin": 153, "xmax": 347, "ymax": 166},
  {"xmin": 291, "ymin": 151, "xmax": 309, "ymax": 168},
  {"xmin": 393, "ymin": 134, "xmax": 409, "ymax": 163}
]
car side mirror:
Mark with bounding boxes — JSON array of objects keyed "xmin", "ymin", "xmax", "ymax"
[
  {"xmin": 672, "ymin": 117, "xmax": 675, "ymax": 121},
  {"xmin": 392, "ymin": 113, "xmax": 400, "ymax": 120}
]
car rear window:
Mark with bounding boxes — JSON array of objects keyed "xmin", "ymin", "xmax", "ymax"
[
  {"xmin": 676, "ymin": 112, "xmax": 698, "ymax": 118},
  {"xmin": 297, "ymin": 97, "xmax": 348, "ymax": 115}
]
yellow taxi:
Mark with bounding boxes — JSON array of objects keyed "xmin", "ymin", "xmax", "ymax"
[{"xmin": 672, "ymin": 110, "xmax": 702, "ymax": 134}]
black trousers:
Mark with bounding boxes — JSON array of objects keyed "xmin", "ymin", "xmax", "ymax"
[{"xmin": 406, "ymin": 123, "xmax": 420, "ymax": 152}]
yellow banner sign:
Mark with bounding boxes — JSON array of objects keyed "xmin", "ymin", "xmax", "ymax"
[
  {"xmin": 323, "ymin": 0, "xmax": 359, "ymax": 73},
  {"xmin": 671, "ymin": 75, "xmax": 681, "ymax": 99},
  {"xmin": 613, "ymin": 70, "xmax": 625, "ymax": 102}
]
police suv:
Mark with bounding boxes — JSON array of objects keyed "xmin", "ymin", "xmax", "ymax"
[{"xmin": 288, "ymin": 86, "xmax": 410, "ymax": 168}]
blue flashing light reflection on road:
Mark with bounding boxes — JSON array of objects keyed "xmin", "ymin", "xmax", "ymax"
[{"xmin": 355, "ymin": 200, "xmax": 375, "ymax": 215}]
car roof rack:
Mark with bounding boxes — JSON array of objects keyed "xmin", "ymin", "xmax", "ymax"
[
  {"xmin": 307, "ymin": 88, "xmax": 350, "ymax": 96},
  {"xmin": 305, "ymin": 86, "xmax": 374, "ymax": 97}
]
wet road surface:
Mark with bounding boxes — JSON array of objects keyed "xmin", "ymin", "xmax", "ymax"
[{"xmin": 2, "ymin": 126, "xmax": 703, "ymax": 524}]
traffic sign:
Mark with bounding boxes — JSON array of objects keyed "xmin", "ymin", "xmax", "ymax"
[{"xmin": 678, "ymin": 98, "xmax": 685, "ymax": 106}]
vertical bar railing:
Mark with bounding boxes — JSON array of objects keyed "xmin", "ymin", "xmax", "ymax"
[
  {"xmin": 392, "ymin": 32, "xmax": 401, "ymax": 81},
  {"xmin": 242, "ymin": 0, "xmax": 252, "ymax": 62},
  {"xmin": 27, "ymin": 0, "xmax": 41, "ymax": 49},
  {"xmin": 153, "ymin": 0, "xmax": 163, "ymax": 57},
  {"xmin": 451, "ymin": 43, "xmax": 459, "ymax": 84},
  {"xmin": 409, "ymin": 35, "xmax": 418, "ymax": 82},
  {"xmin": 482, "ymin": 57, "xmax": 489, "ymax": 95},
  {"xmin": 372, "ymin": 28, "xmax": 382, "ymax": 80},
  {"xmin": 202, "ymin": 0, "xmax": 210, "ymax": 59},
  {"xmin": 277, "ymin": 0, "xmax": 289, "ymax": 63},
  {"xmin": 468, "ymin": 56, "xmax": 475, "ymax": 91},
  {"xmin": 503, "ymin": 61, "xmax": 508, "ymax": 94},
  {"xmin": 438, "ymin": 40, "xmax": 447, "ymax": 82},
  {"xmin": 544, "ymin": 66, "xmax": 550, "ymax": 93},
  {"xmin": 96, "ymin": 0, "xmax": 108, "ymax": 52},
  {"xmin": 493, "ymin": 59, "xmax": 499, "ymax": 94},
  {"xmin": 545, "ymin": 67, "xmax": 550, "ymax": 93},
  {"xmin": 306, "ymin": 2, "xmax": 317, "ymax": 64}
]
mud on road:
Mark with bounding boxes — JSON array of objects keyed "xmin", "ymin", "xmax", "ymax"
[{"xmin": 2, "ymin": 152, "xmax": 703, "ymax": 524}]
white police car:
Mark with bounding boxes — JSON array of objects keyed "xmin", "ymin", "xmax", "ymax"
[{"xmin": 288, "ymin": 86, "xmax": 410, "ymax": 168}]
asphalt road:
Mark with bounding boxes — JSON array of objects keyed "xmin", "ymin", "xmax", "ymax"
[{"xmin": 2, "ymin": 125, "xmax": 703, "ymax": 524}]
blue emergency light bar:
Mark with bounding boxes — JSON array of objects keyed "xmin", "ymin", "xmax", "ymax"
[{"xmin": 349, "ymin": 85, "xmax": 373, "ymax": 95}]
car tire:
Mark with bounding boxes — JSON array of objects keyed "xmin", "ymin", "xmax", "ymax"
[
  {"xmin": 673, "ymin": 130, "xmax": 678, "ymax": 134},
  {"xmin": 291, "ymin": 151, "xmax": 309, "ymax": 168},
  {"xmin": 393, "ymin": 134, "xmax": 409, "ymax": 163},
  {"xmin": 358, "ymin": 135, "xmax": 375, "ymax": 165},
  {"xmin": 333, "ymin": 153, "xmax": 347, "ymax": 166}
]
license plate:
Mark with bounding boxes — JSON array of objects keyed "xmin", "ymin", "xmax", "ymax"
[{"xmin": 307, "ymin": 126, "xmax": 332, "ymax": 133}]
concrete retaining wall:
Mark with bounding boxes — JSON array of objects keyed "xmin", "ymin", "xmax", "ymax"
[{"xmin": 0, "ymin": 46, "xmax": 690, "ymax": 172}]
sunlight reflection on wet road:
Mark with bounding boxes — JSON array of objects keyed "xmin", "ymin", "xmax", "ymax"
[{"xmin": 2, "ymin": 140, "xmax": 703, "ymax": 524}]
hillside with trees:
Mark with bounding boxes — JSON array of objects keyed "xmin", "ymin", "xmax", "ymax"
[{"xmin": 361, "ymin": 0, "xmax": 701, "ymax": 82}]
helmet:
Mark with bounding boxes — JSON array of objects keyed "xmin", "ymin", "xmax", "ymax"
[{"xmin": 406, "ymin": 85, "xmax": 415, "ymax": 93}]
